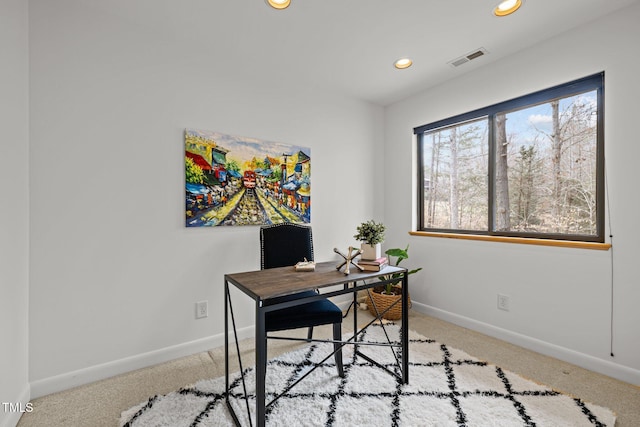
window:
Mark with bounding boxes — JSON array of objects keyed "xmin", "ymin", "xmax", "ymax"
[{"xmin": 415, "ymin": 73, "xmax": 604, "ymax": 243}]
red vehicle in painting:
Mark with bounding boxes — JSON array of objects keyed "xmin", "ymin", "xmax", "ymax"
[{"xmin": 243, "ymin": 170, "xmax": 256, "ymax": 188}]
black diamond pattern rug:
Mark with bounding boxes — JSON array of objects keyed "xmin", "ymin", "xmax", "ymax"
[{"xmin": 120, "ymin": 324, "xmax": 616, "ymax": 426}]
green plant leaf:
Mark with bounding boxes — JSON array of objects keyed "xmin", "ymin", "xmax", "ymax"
[
  {"xmin": 385, "ymin": 248, "xmax": 407, "ymax": 258},
  {"xmin": 354, "ymin": 220, "xmax": 386, "ymax": 245},
  {"xmin": 385, "ymin": 245, "xmax": 410, "ymax": 265}
]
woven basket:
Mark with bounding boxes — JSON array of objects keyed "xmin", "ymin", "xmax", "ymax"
[{"xmin": 366, "ymin": 286, "xmax": 411, "ymax": 320}]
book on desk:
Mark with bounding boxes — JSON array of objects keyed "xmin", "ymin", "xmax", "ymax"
[{"xmin": 358, "ymin": 256, "xmax": 388, "ymax": 271}]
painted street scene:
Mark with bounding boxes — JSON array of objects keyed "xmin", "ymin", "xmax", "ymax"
[{"xmin": 185, "ymin": 129, "xmax": 311, "ymax": 227}]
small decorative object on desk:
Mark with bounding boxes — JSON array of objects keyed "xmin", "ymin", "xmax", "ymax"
[
  {"xmin": 334, "ymin": 246, "xmax": 363, "ymax": 275},
  {"xmin": 294, "ymin": 258, "xmax": 316, "ymax": 272}
]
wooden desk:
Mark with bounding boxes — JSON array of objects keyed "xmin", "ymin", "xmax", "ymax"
[{"xmin": 224, "ymin": 261, "xmax": 408, "ymax": 427}]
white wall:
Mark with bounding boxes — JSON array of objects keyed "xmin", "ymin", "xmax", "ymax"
[
  {"xmin": 0, "ymin": 0, "xmax": 30, "ymax": 426},
  {"xmin": 27, "ymin": 0, "xmax": 384, "ymax": 396},
  {"xmin": 384, "ymin": 3, "xmax": 640, "ymax": 384}
]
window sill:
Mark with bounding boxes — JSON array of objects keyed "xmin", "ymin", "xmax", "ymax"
[{"xmin": 408, "ymin": 231, "xmax": 611, "ymax": 250}]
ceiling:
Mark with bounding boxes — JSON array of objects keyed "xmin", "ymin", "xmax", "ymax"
[{"xmin": 94, "ymin": 0, "xmax": 640, "ymax": 106}]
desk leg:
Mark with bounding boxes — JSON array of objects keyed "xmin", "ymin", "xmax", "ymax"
[
  {"xmin": 351, "ymin": 283, "xmax": 358, "ymax": 342},
  {"xmin": 256, "ymin": 302, "xmax": 266, "ymax": 427},
  {"xmin": 402, "ymin": 272, "xmax": 409, "ymax": 384},
  {"xmin": 225, "ymin": 280, "xmax": 229, "ymax": 403}
]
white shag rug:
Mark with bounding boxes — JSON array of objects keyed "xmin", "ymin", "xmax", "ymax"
[{"xmin": 120, "ymin": 325, "xmax": 616, "ymax": 426}]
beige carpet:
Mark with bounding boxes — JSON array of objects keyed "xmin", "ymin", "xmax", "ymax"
[{"xmin": 17, "ymin": 310, "xmax": 640, "ymax": 426}]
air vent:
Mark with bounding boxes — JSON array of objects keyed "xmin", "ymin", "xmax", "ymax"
[{"xmin": 448, "ymin": 48, "xmax": 488, "ymax": 67}]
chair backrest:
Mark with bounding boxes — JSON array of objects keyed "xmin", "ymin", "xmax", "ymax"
[{"xmin": 260, "ymin": 223, "xmax": 314, "ymax": 270}]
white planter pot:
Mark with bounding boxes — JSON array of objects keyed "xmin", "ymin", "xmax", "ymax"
[{"xmin": 360, "ymin": 243, "xmax": 381, "ymax": 260}]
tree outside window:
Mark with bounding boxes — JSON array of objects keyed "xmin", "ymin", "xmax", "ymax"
[{"xmin": 416, "ymin": 73, "xmax": 604, "ymax": 243}]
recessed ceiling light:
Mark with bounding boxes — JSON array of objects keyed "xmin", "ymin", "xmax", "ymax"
[
  {"xmin": 266, "ymin": 0, "xmax": 290, "ymax": 10},
  {"xmin": 493, "ymin": 0, "xmax": 522, "ymax": 17},
  {"xmin": 394, "ymin": 58, "xmax": 413, "ymax": 69}
]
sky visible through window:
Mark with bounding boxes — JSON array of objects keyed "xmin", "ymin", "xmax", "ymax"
[{"xmin": 421, "ymin": 90, "xmax": 599, "ymax": 237}]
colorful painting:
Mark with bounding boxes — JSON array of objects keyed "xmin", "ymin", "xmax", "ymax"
[{"xmin": 185, "ymin": 129, "xmax": 311, "ymax": 227}]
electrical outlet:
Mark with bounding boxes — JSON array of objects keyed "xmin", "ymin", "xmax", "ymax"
[
  {"xmin": 196, "ymin": 300, "xmax": 208, "ymax": 319},
  {"xmin": 497, "ymin": 294, "xmax": 510, "ymax": 311}
]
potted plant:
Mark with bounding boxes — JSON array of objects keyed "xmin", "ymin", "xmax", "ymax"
[
  {"xmin": 354, "ymin": 220, "xmax": 386, "ymax": 260},
  {"xmin": 367, "ymin": 245, "xmax": 422, "ymax": 320}
]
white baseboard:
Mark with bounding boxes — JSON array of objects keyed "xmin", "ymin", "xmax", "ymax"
[
  {"xmin": 35, "ymin": 299, "xmax": 637, "ymax": 400},
  {"xmin": 0, "ymin": 384, "xmax": 30, "ymax": 427},
  {"xmin": 30, "ymin": 325, "xmax": 255, "ymax": 399},
  {"xmin": 30, "ymin": 297, "xmax": 354, "ymax": 399},
  {"xmin": 413, "ymin": 301, "xmax": 640, "ymax": 386}
]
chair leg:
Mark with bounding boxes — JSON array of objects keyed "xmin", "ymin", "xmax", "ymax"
[
  {"xmin": 333, "ymin": 323, "xmax": 344, "ymax": 378},
  {"xmin": 307, "ymin": 326, "xmax": 314, "ymax": 342}
]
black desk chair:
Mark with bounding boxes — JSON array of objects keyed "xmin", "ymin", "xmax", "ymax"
[{"xmin": 260, "ymin": 223, "xmax": 344, "ymax": 377}]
